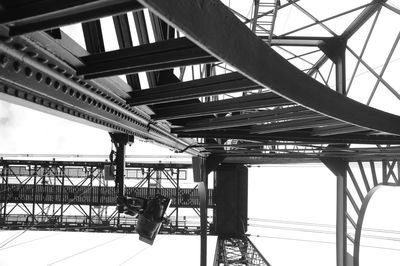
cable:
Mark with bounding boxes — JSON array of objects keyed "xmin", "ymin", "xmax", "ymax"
[
  {"xmin": 249, "ymin": 223, "xmax": 335, "ymax": 235},
  {"xmin": 47, "ymin": 234, "xmax": 126, "ymax": 265},
  {"xmin": 249, "ymin": 234, "xmax": 400, "ymax": 252},
  {"xmin": 0, "ymin": 232, "xmax": 60, "ymax": 251},
  {"xmin": 0, "ymin": 185, "xmax": 94, "ymax": 249},
  {"xmin": 118, "ymin": 235, "xmax": 165, "ymax": 265},
  {"xmin": 250, "ymin": 223, "xmax": 400, "ymax": 242},
  {"xmin": 249, "ymin": 217, "xmax": 400, "ymax": 235}
]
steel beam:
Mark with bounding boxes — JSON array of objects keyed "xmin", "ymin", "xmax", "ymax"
[
  {"xmin": 321, "ymin": 157, "xmax": 348, "ymax": 266},
  {"xmin": 346, "ymin": 8, "xmax": 381, "ymax": 95},
  {"xmin": 1, "ymin": 0, "xmax": 144, "ymax": 36},
  {"xmin": 132, "ymin": 10, "xmax": 157, "ymax": 88},
  {"xmin": 82, "ymin": 21, "xmax": 105, "ymax": 54},
  {"xmin": 268, "ymin": 36, "xmax": 327, "ymax": 46},
  {"xmin": 110, "ymin": 133, "xmax": 131, "ymax": 197},
  {"xmin": 199, "ymin": 181, "xmax": 207, "ymax": 266},
  {"xmin": 177, "ymin": 130, "xmax": 400, "ymax": 145},
  {"xmin": 319, "ymin": 36, "xmax": 347, "ymax": 94},
  {"xmin": 138, "ymin": 0, "xmax": 400, "ymax": 136},
  {"xmin": 307, "ymin": 54, "xmax": 329, "ymax": 77},
  {"xmin": 312, "ymin": 125, "xmax": 368, "ymax": 136},
  {"xmin": 174, "ymin": 106, "xmax": 321, "ymax": 132},
  {"xmin": 0, "ymin": 29, "xmax": 201, "ymax": 156},
  {"xmin": 341, "ymin": 0, "xmax": 386, "ymax": 40},
  {"xmin": 153, "ymin": 93, "xmax": 291, "ymax": 120},
  {"xmin": 250, "ymin": 117, "xmax": 344, "ymax": 134},
  {"xmin": 78, "ymin": 37, "xmax": 217, "ymax": 79},
  {"xmin": 113, "ymin": 14, "xmax": 141, "ymax": 90},
  {"xmin": 127, "ymin": 72, "xmax": 259, "ymax": 106}
]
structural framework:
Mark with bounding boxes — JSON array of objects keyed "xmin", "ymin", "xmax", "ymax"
[{"xmin": 1, "ymin": 0, "xmax": 400, "ymax": 265}]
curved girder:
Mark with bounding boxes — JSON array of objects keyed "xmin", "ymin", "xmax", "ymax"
[
  {"xmin": 353, "ymin": 184, "xmax": 399, "ymax": 266},
  {"xmin": 137, "ymin": 0, "xmax": 400, "ymax": 136}
]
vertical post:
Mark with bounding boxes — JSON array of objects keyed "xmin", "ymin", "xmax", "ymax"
[
  {"xmin": 321, "ymin": 37, "xmax": 347, "ymax": 266},
  {"xmin": 321, "ymin": 158, "xmax": 348, "ymax": 266},
  {"xmin": 60, "ymin": 166, "xmax": 65, "ymax": 224},
  {"xmin": 176, "ymin": 169, "xmax": 180, "ymax": 228},
  {"xmin": 335, "ymin": 45, "xmax": 346, "ymax": 95},
  {"xmin": 89, "ymin": 167, "xmax": 93, "ymax": 226},
  {"xmin": 199, "ymin": 181, "xmax": 207, "ymax": 266},
  {"xmin": 147, "ymin": 169, "xmax": 151, "ymax": 198},
  {"xmin": 336, "ymin": 166, "xmax": 347, "ymax": 266},
  {"xmin": 192, "ymin": 156, "xmax": 207, "ymax": 266},
  {"xmin": 52, "ymin": 166, "xmax": 56, "ymax": 217},
  {"xmin": 4, "ymin": 165, "xmax": 9, "ymax": 219},
  {"xmin": 382, "ymin": 160, "xmax": 388, "ymax": 184},
  {"xmin": 110, "ymin": 133, "xmax": 132, "ymax": 227},
  {"xmin": 0, "ymin": 165, "xmax": 3, "ymax": 222},
  {"xmin": 32, "ymin": 165, "xmax": 37, "ymax": 223},
  {"xmin": 320, "ymin": 37, "xmax": 347, "ymax": 95},
  {"xmin": 115, "ymin": 140, "xmax": 126, "ymax": 198}
]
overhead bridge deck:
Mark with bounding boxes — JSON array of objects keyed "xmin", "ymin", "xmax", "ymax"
[{"xmin": 0, "ymin": 184, "xmax": 214, "ymax": 208}]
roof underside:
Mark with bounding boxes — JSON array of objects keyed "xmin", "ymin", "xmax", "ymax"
[{"xmin": 1, "ymin": 0, "xmax": 400, "ymax": 163}]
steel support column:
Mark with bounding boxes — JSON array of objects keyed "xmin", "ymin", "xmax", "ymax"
[
  {"xmin": 321, "ymin": 157, "xmax": 348, "ymax": 266},
  {"xmin": 199, "ymin": 181, "xmax": 207, "ymax": 266},
  {"xmin": 319, "ymin": 37, "xmax": 347, "ymax": 95},
  {"xmin": 110, "ymin": 133, "xmax": 133, "ymax": 197},
  {"xmin": 192, "ymin": 156, "xmax": 208, "ymax": 266}
]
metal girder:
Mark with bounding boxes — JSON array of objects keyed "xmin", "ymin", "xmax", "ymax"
[
  {"xmin": 132, "ymin": 10, "xmax": 157, "ymax": 88},
  {"xmin": 268, "ymin": 36, "xmax": 328, "ymax": 46},
  {"xmin": 312, "ymin": 125, "xmax": 368, "ymax": 136},
  {"xmin": 110, "ymin": 133, "xmax": 131, "ymax": 197},
  {"xmin": 82, "ymin": 20, "xmax": 105, "ymax": 54},
  {"xmin": 1, "ymin": 0, "xmax": 144, "ymax": 36},
  {"xmin": 0, "ymin": 159, "xmax": 192, "ymax": 169},
  {"xmin": 153, "ymin": 93, "xmax": 291, "ymax": 120},
  {"xmin": 113, "ymin": 14, "xmax": 141, "ymax": 90},
  {"xmin": 320, "ymin": 156, "xmax": 348, "ymax": 266},
  {"xmin": 0, "ymin": 28, "xmax": 201, "ymax": 156},
  {"xmin": 174, "ymin": 106, "xmax": 320, "ymax": 132},
  {"xmin": 127, "ymin": 72, "xmax": 259, "ymax": 106},
  {"xmin": 138, "ymin": 0, "xmax": 400, "ymax": 136},
  {"xmin": 149, "ymin": 12, "xmax": 175, "ymax": 42},
  {"xmin": 307, "ymin": 54, "xmax": 329, "ymax": 76},
  {"xmin": 199, "ymin": 181, "xmax": 207, "ymax": 266},
  {"xmin": 250, "ymin": 117, "xmax": 344, "ymax": 134},
  {"xmin": 78, "ymin": 37, "xmax": 217, "ymax": 79},
  {"xmin": 341, "ymin": 0, "xmax": 386, "ymax": 40},
  {"xmin": 177, "ymin": 130, "xmax": 400, "ymax": 145}
]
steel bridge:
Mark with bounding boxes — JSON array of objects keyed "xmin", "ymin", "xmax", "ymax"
[
  {"xmin": 1, "ymin": 0, "xmax": 400, "ymax": 265},
  {"xmin": 0, "ymin": 159, "xmax": 213, "ymax": 234}
]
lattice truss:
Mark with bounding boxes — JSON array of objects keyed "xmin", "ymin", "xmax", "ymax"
[
  {"xmin": 215, "ymin": 236, "xmax": 271, "ymax": 266},
  {"xmin": 0, "ymin": 159, "xmax": 213, "ymax": 234}
]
